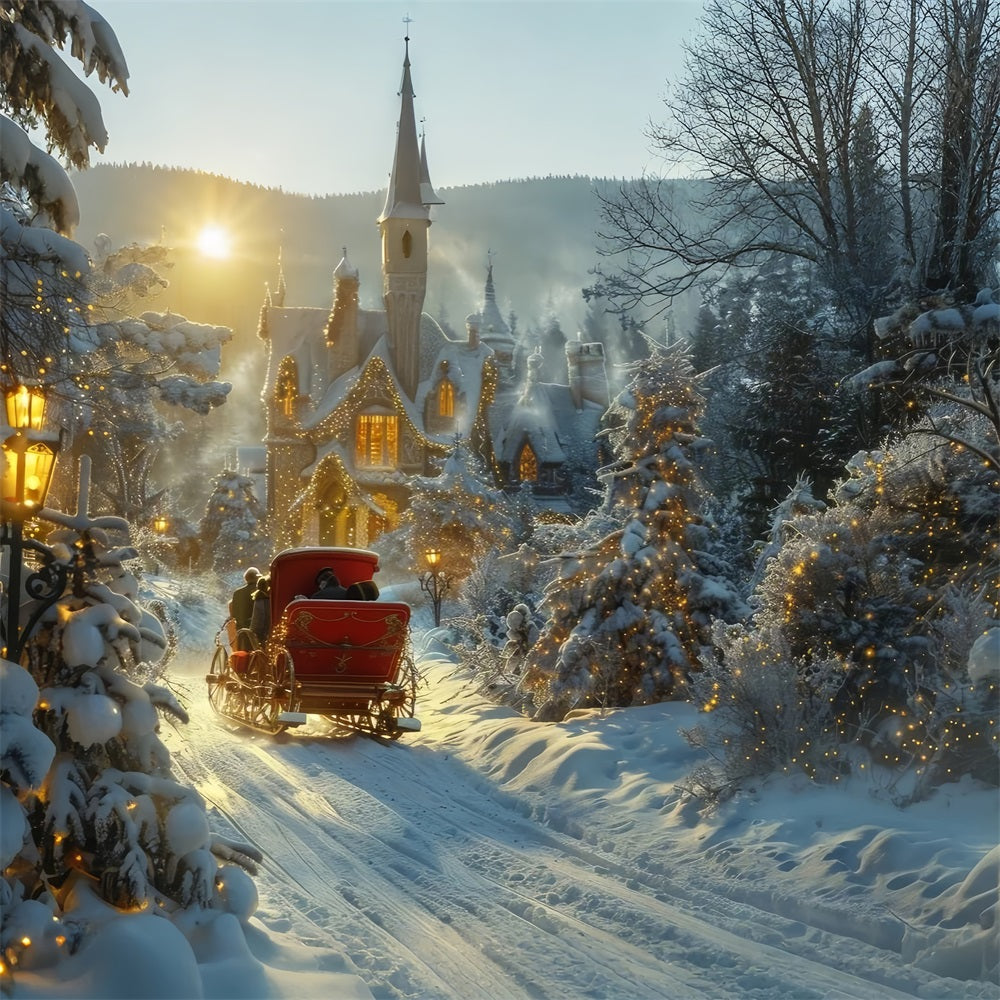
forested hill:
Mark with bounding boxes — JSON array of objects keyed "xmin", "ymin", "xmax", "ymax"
[{"xmin": 69, "ymin": 164, "xmax": 633, "ymax": 345}]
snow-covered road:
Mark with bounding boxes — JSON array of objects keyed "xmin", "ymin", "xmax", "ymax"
[{"xmin": 163, "ymin": 646, "xmax": 994, "ymax": 1000}]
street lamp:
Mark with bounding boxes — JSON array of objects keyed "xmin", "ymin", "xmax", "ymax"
[
  {"xmin": 153, "ymin": 514, "xmax": 170, "ymax": 534},
  {"xmin": 419, "ymin": 547, "xmax": 451, "ymax": 627},
  {"xmin": 2, "ymin": 383, "xmax": 61, "ymax": 662}
]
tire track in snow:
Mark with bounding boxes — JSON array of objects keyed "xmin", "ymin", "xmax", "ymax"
[
  {"xmin": 173, "ymin": 716, "xmax": 702, "ymax": 999},
  {"xmin": 165, "ymin": 655, "xmax": 985, "ymax": 1000}
]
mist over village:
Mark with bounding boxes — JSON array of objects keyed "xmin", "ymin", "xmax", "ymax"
[{"xmin": 1, "ymin": 2, "xmax": 998, "ymax": 999}]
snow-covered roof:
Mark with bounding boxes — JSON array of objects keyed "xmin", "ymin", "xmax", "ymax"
[
  {"xmin": 263, "ymin": 306, "xmax": 327, "ymax": 397},
  {"xmin": 493, "ymin": 376, "xmax": 604, "ymax": 465},
  {"xmin": 415, "ymin": 335, "xmax": 494, "ymax": 441},
  {"xmin": 333, "ymin": 248, "xmax": 358, "ymax": 280}
]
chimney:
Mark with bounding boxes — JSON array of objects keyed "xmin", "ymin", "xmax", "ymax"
[{"xmin": 565, "ymin": 336, "xmax": 608, "ymax": 410}]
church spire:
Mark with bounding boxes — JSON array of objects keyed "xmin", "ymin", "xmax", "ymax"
[
  {"xmin": 380, "ymin": 31, "xmax": 434, "ymax": 222},
  {"xmin": 274, "ymin": 244, "xmax": 286, "ymax": 307},
  {"xmin": 378, "ymin": 28, "xmax": 443, "ymax": 399}
]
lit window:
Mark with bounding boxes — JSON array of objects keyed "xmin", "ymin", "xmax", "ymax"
[
  {"xmin": 518, "ymin": 443, "xmax": 538, "ymax": 482},
  {"xmin": 276, "ymin": 361, "xmax": 297, "ymax": 417},
  {"xmin": 438, "ymin": 380, "xmax": 454, "ymax": 417},
  {"xmin": 356, "ymin": 413, "xmax": 399, "ymax": 467}
]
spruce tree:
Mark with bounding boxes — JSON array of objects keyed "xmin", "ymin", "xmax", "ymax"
[
  {"xmin": 198, "ymin": 470, "xmax": 270, "ymax": 573},
  {"xmin": 521, "ymin": 342, "xmax": 748, "ymax": 720}
]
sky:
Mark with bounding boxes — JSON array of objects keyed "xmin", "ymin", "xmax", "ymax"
[{"xmin": 87, "ymin": 0, "xmax": 707, "ymax": 196}]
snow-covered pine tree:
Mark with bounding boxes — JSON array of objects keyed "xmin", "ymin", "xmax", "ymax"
[
  {"xmin": 388, "ymin": 436, "xmax": 527, "ymax": 583},
  {"xmin": 68, "ymin": 237, "xmax": 233, "ymax": 521},
  {"xmin": 3, "ymin": 8, "xmax": 231, "ymax": 528},
  {"xmin": 1, "ymin": 0, "xmax": 128, "ymax": 389},
  {"xmin": 1, "ymin": 461, "xmax": 261, "ymax": 986},
  {"xmin": 198, "ymin": 470, "xmax": 270, "ymax": 574},
  {"xmin": 521, "ymin": 341, "xmax": 748, "ymax": 721}
]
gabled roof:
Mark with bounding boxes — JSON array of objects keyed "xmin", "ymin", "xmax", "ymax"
[{"xmin": 492, "ymin": 370, "xmax": 604, "ymax": 466}]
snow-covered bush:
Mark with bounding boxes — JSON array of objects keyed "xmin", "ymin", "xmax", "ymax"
[
  {"xmin": 437, "ymin": 550, "xmax": 543, "ymax": 710},
  {"xmin": 747, "ymin": 405, "xmax": 998, "ymax": 794},
  {"xmin": 2, "ymin": 491, "xmax": 261, "ymax": 989},
  {"xmin": 680, "ymin": 624, "xmax": 847, "ymax": 803}
]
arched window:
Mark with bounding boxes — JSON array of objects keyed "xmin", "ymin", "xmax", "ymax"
[
  {"xmin": 401, "ymin": 230, "xmax": 412, "ymax": 259},
  {"xmin": 438, "ymin": 379, "xmax": 454, "ymax": 417},
  {"xmin": 356, "ymin": 409, "xmax": 399, "ymax": 468},
  {"xmin": 276, "ymin": 359, "xmax": 298, "ymax": 417},
  {"xmin": 518, "ymin": 442, "xmax": 538, "ymax": 482}
]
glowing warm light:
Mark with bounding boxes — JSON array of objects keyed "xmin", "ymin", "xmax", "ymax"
[{"xmin": 196, "ymin": 225, "xmax": 231, "ymax": 259}]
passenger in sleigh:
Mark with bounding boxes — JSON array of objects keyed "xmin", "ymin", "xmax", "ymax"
[{"xmin": 310, "ymin": 568, "xmax": 348, "ymax": 599}]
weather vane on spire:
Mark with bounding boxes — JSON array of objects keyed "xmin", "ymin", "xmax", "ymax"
[{"xmin": 403, "ymin": 13, "xmax": 413, "ymax": 39}]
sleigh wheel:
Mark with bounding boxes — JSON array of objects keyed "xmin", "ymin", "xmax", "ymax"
[
  {"xmin": 207, "ymin": 645, "xmax": 230, "ymax": 715},
  {"xmin": 245, "ymin": 649, "xmax": 278, "ymax": 732},
  {"xmin": 374, "ymin": 653, "xmax": 420, "ymax": 740}
]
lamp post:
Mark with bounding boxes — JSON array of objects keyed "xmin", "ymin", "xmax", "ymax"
[
  {"xmin": 419, "ymin": 547, "xmax": 451, "ymax": 627},
  {"xmin": 2, "ymin": 383, "xmax": 61, "ymax": 662}
]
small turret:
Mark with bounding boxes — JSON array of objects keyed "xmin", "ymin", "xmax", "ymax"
[{"xmin": 326, "ymin": 248, "xmax": 360, "ymax": 374}]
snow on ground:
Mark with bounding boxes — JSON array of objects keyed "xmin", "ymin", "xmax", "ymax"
[{"xmin": 10, "ymin": 579, "xmax": 999, "ymax": 999}]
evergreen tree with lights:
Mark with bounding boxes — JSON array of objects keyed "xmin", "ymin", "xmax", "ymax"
[
  {"xmin": 749, "ymin": 402, "xmax": 999, "ymax": 794},
  {"xmin": 521, "ymin": 342, "xmax": 749, "ymax": 721},
  {"xmin": 198, "ymin": 469, "xmax": 270, "ymax": 573},
  {"xmin": 1, "ymin": 462, "xmax": 261, "ymax": 987},
  {"xmin": 386, "ymin": 436, "xmax": 528, "ymax": 583}
]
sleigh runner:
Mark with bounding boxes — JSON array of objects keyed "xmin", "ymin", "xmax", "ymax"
[{"xmin": 206, "ymin": 547, "xmax": 420, "ymax": 739}]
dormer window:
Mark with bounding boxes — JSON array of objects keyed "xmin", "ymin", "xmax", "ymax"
[
  {"xmin": 276, "ymin": 359, "xmax": 298, "ymax": 418},
  {"xmin": 518, "ymin": 442, "xmax": 538, "ymax": 482},
  {"xmin": 356, "ymin": 409, "xmax": 399, "ymax": 468},
  {"xmin": 438, "ymin": 379, "xmax": 455, "ymax": 417},
  {"xmin": 402, "ymin": 230, "xmax": 412, "ymax": 259}
]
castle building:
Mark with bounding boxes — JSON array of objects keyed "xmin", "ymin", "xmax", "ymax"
[{"xmin": 257, "ymin": 36, "xmax": 607, "ymax": 548}]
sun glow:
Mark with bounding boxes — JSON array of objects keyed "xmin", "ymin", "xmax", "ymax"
[{"xmin": 196, "ymin": 225, "xmax": 231, "ymax": 259}]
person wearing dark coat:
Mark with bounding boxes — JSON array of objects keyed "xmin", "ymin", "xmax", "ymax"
[
  {"xmin": 310, "ymin": 567, "xmax": 348, "ymax": 600},
  {"xmin": 250, "ymin": 575, "xmax": 271, "ymax": 642},
  {"xmin": 229, "ymin": 567, "xmax": 261, "ymax": 630}
]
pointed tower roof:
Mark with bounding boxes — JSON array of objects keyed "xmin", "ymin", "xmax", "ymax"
[
  {"xmin": 420, "ymin": 130, "xmax": 443, "ymax": 206},
  {"xmin": 274, "ymin": 246, "xmax": 286, "ymax": 307},
  {"xmin": 379, "ymin": 35, "xmax": 444, "ymax": 222},
  {"xmin": 479, "ymin": 255, "xmax": 513, "ymax": 349},
  {"xmin": 333, "ymin": 246, "xmax": 359, "ymax": 280}
]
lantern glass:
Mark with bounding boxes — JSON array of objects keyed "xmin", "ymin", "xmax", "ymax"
[
  {"xmin": 5, "ymin": 384, "xmax": 47, "ymax": 432},
  {"xmin": 424, "ymin": 548, "xmax": 441, "ymax": 569},
  {"xmin": 154, "ymin": 516, "xmax": 169, "ymax": 533},
  {"xmin": 2, "ymin": 438, "xmax": 55, "ymax": 512}
]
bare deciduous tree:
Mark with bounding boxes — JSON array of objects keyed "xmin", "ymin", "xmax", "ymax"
[{"xmin": 593, "ymin": 0, "xmax": 998, "ymax": 324}]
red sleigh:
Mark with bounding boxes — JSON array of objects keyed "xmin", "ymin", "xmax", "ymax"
[{"xmin": 207, "ymin": 547, "xmax": 419, "ymax": 738}]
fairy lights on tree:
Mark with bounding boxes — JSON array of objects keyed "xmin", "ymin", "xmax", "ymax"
[
  {"xmin": 198, "ymin": 470, "xmax": 270, "ymax": 573},
  {"xmin": 742, "ymin": 401, "xmax": 999, "ymax": 795},
  {"xmin": 383, "ymin": 435, "xmax": 528, "ymax": 585},
  {"xmin": 521, "ymin": 342, "xmax": 748, "ymax": 721},
  {"xmin": 1, "ymin": 460, "xmax": 261, "ymax": 987}
]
